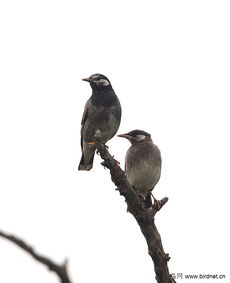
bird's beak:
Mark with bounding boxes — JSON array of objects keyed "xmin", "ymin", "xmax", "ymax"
[
  {"xmin": 117, "ymin": 134, "xmax": 131, "ymax": 140},
  {"xmin": 82, "ymin": 77, "xmax": 92, "ymax": 82}
]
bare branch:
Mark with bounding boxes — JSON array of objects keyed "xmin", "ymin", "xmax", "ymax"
[
  {"xmin": 0, "ymin": 143, "xmax": 176, "ymax": 283},
  {"xmin": 96, "ymin": 142, "xmax": 176, "ymax": 283},
  {"xmin": 0, "ymin": 230, "xmax": 72, "ymax": 283}
]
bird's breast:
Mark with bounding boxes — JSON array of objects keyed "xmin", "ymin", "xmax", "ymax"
[
  {"xmin": 125, "ymin": 143, "xmax": 161, "ymax": 195},
  {"xmin": 83, "ymin": 103, "xmax": 121, "ymax": 143}
]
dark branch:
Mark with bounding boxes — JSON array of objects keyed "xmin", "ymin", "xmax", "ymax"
[
  {"xmin": 96, "ymin": 142, "xmax": 176, "ymax": 283},
  {"xmin": 0, "ymin": 143, "xmax": 176, "ymax": 283},
  {"xmin": 0, "ymin": 230, "xmax": 72, "ymax": 283}
]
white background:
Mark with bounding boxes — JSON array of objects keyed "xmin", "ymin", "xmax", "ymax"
[{"xmin": 0, "ymin": 1, "xmax": 229, "ymax": 282}]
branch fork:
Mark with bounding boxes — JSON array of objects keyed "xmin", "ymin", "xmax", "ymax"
[
  {"xmin": 0, "ymin": 142, "xmax": 176, "ymax": 283},
  {"xmin": 96, "ymin": 142, "xmax": 176, "ymax": 283}
]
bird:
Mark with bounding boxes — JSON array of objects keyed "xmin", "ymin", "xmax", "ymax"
[
  {"xmin": 118, "ymin": 130, "xmax": 161, "ymax": 208},
  {"xmin": 78, "ymin": 73, "xmax": 122, "ymax": 171}
]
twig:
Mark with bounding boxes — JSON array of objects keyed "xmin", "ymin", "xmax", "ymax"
[
  {"xmin": 0, "ymin": 230, "xmax": 72, "ymax": 283},
  {"xmin": 0, "ymin": 143, "xmax": 176, "ymax": 283},
  {"xmin": 96, "ymin": 142, "xmax": 176, "ymax": 283}
]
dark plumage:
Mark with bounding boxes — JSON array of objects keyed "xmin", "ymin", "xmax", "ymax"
[
  {"xmin": 118, "ymin": 130, "xmax": 161, "ymax": 207},
  {"xmin": 78, "ymin": 74, "xmax": 121, "ymax": 170}
]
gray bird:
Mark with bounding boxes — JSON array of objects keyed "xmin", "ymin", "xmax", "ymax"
[
  {"xmin": 78, "ymin": 73, "xmax": 121, "ymax": 171},
  {"xmin": 118, "ymin": 130, "xmax": 161, "ymax": 207}
]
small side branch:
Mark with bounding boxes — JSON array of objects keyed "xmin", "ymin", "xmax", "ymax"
[
  {"xmin": 96, "ymin": 142, "xmax": 176, "ymax": 283},
  {"xmin": 0, "ymin": 230, "xmax": 72, "ymax": 283}
]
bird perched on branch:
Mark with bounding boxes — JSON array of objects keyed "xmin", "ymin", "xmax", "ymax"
[
  {"xmin": 118, "ymin": 130, "xmax": 161, "ymax": 208},
  {"xmin": 78, "ymin": 74, "xmax": 121, "ymax": 171}
]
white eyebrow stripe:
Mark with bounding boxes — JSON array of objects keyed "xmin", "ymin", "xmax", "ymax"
[
  {"xmin": 136, "ymin": 135, "xmax": 146, "ymax": 141},
  {"xmin": 99, "ymin": 79, "xmax": 110, "ymax": 86}
]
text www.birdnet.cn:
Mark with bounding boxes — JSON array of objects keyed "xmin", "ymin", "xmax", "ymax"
[{"xmin": 171, "ymin": 273, "xmax": 226, "ymax": 280}]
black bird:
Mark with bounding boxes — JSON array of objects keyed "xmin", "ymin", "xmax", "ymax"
[
  {"xmin": 118, "ymin": 130, "xmax": 161, "ymax": 208},
  {"xmin": 78, "ymin": 73, "xmax": 121, "ymax": 170}
]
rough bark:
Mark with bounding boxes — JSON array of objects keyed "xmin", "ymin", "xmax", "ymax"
[
  {"xmin": 96, "ymin": 142, "xmax": 176, "ymax": 283},
  {"xmin": 0, "ymin": 143, "xmax": 176, "ymax": 283}
]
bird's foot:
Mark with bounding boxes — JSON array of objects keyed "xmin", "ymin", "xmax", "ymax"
[
  {"xmin": 103, "ymin": 143, "xmax": 109, "ymax": 149},
  {"xmin": 153, "ymin": 196, "xmax": 162, "ymax": 210},
  {"xmin": 96, "ymin": 143, "xmax": 109, "ymax": 155},
  {"xmin": 85, "ymin": 142, "xmax": 96, "ymax": 146}
]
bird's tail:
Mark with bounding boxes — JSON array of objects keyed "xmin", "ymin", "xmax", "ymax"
[{"xmin": 78, "ymin": 150, "xmax": 95, "ymax": 171}]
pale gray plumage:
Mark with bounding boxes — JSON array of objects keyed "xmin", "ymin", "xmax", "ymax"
[{"xmin": 118, "ymin": 130, "xmax": 161, "ymax": 207}]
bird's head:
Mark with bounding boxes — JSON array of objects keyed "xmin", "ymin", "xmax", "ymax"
[
  {"xmin": 118, "ymin": 130, "xmax": 151, "ymax": 144},
  {"xmin": 82, "ymin": 73, "xmax": 111, "ymax": 90}
]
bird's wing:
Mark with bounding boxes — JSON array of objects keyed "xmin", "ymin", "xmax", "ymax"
[{"xmin": 80, "ymin": 99, "xmax": 90, "ymax": 150}]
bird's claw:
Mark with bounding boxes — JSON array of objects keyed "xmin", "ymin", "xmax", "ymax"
[
  {"xmin": 103, "ymin": 143, "xmax": 109, "ymax": 149},
  {"xmin": 153, "ymin": 197, "xmax": 162, "ymax": 210}
]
